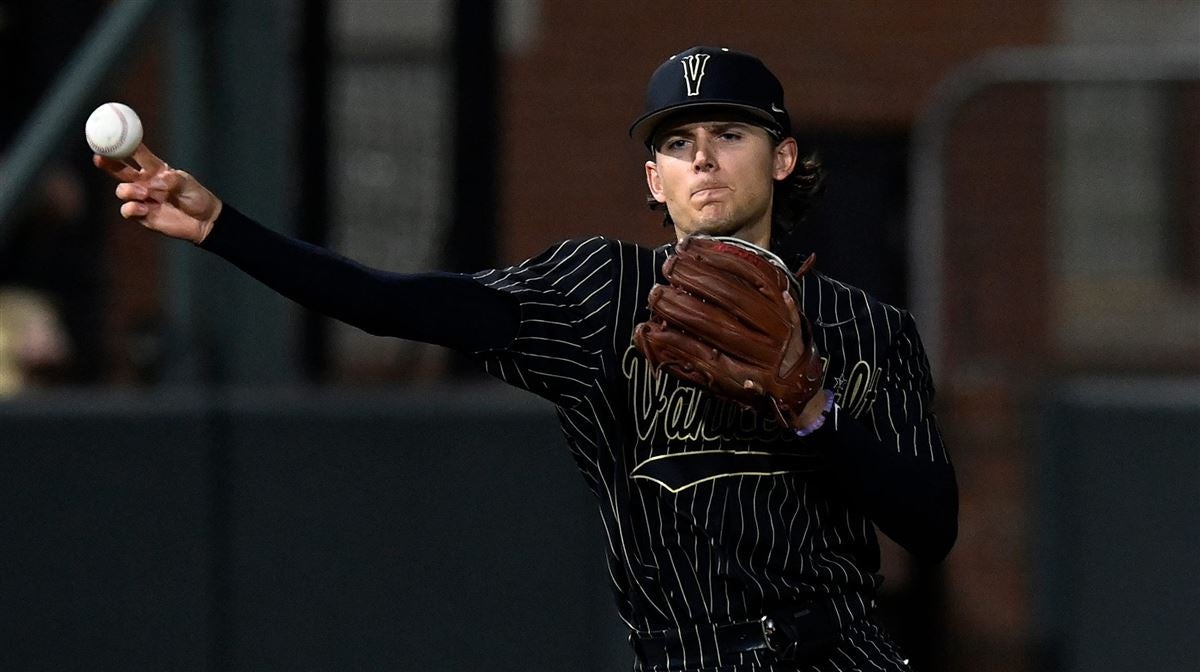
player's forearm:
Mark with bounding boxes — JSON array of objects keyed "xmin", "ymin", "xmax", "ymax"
[
  {"xmin": 198, "ymin": 205, "xmax": 520, "ymax": 351},
  {"xmin": 813, "ymin": 412, "xmax": 959, "ymax": 564}
]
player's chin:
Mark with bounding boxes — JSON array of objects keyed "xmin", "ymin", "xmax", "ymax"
[{"xmin": 682, "ymin": 214, "xmax": 744, "ymax": 238}]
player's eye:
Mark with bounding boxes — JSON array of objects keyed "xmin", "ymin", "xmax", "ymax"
[
  {"xmin": 720, "ymin": 131, "xmax": 743, "ymax": 141},
  {"xmin": 660, "ymin": 138, "xmax": 689, "ymax": 152}
]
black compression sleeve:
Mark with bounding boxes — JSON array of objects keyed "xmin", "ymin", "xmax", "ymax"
[
  {"xmin": 197, "ymin": 205, "xmax": 521, "ymax": 352},
  {"xmin": 811, "ymin": 412, "xmax": 959, "ymax": 565}
]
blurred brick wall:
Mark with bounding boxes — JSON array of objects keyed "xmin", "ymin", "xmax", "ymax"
[
  {"xmin": 108, "ymin": 49, "xmax": 167, "ymax": 385},
  {"xmin": 1182, "ymin": 88, "xmax": 1200, "ymax": 289},
  {"xmin": 498, "ymin": 0, "xmax": 1050, "ymax": 261},
  {"xmin": 499, "ymin": 3, "xmax": 1053, "ymax": 671},
  {"xmin": 940, "ymin": 87, "xmax": 1051, "ymax": 672}
]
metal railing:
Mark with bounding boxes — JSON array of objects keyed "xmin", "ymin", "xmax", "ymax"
[
  {"xmin": 906, "ymin": 45, "xmax": 1200, "ymax": 376},
  {"xmin": 0, "ymin": 0, "xmax": 162, "ymax": 241}
]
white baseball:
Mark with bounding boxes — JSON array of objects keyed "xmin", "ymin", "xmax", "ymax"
[{"xmin": 85, "ymin": 102, "xmax": 143, "ymax": 159}]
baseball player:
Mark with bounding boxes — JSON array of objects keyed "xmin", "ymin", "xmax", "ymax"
[{"xmin": 97, "ymin": 46, "xmax": 957, "ymax": 671}]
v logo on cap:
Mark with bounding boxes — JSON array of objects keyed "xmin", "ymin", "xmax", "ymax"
[
  {"xmin": 629, "ymin": 46, "xmax": 792, "ymax": 147},
  {"xmin": 681, "ymin": 54, "xmax": 710, "ymax": 96}
]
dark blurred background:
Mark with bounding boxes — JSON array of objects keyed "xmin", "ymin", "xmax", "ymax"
[{"xmin": 0, "ymin": 1, "xmax": 1197, "ymax": 671}]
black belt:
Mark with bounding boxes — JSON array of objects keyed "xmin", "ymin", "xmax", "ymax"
[{"xmin": 629, "ymin": 601, "xmax": 839, "ymax": 669}]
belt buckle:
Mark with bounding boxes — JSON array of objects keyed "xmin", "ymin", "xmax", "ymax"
[
  {"xmin": 760, "ymin": 614, "xmax": 799, "ymax": 658},
  {"xmin": 759, "ymin": 615, "xmax": 783, "ymax": 652}
]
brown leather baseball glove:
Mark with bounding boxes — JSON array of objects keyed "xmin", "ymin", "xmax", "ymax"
[{"xmin": 633, "ymin": 235, "xmax": 824, "ymax": 429}]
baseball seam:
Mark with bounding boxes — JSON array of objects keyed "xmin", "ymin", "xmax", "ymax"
[{"xmin": 91, "ymin": 105, "xmax": 129, "ymax": 155}]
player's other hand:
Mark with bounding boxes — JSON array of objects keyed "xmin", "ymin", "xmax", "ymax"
[{"xmin": 94, "ymin": 144, "xmax": 222, "ymax": 245}]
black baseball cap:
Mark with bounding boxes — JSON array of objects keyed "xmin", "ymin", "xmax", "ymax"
[{"xmin": 629, "ymin": 46, "xmax": 791, "ymax": 148}]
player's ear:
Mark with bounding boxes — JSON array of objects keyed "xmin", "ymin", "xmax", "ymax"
[
  {"xmin": 645, "ymin": 160, "xmax": 666, "ymax": 204},
  {"xmin": 772, "ymin": 137, "xmax": 798, "ymax": 181}
]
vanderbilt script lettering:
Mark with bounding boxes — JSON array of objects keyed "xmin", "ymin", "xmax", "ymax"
[{"xmin": 622, "ymin": 345, "xmax": 775, "ymax": 443}]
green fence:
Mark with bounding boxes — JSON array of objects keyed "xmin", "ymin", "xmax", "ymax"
[{"xmin": 0, "ymin": 384, "xmax": 625, "ymax": 671}]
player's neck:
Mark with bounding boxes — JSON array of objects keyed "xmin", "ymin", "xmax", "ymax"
[
  {"xmin": 674, "ymin": 213, "xmax": 773, "ymax": 249},
  {"xmin": 740, "ymin": 225, "xmax": 771, "ymax": 249},
  {"xmin": 728, "ymin": 207, "xmax": 773, "ymax": 248}
]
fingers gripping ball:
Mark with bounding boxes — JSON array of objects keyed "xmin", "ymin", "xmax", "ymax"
[
  {"xmin": 633, "ymin": 235, "xmax": 824, "ymax": 428},
  {"xmin": 85, "ymin": 102, "xmax": 143, "ymax": 160}
]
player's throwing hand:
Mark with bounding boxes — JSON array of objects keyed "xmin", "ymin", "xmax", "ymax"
[{"xmin": 94, "ymin": 144, "xmax": 222, "ymax": 245}]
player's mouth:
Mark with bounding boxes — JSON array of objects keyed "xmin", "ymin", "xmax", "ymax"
[{"xmin": 691, "ymin": 184, "xmax": 730, "ymax": 198}]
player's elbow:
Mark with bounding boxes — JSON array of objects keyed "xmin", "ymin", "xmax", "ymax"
[
  {"xmin": 891, "ymin": 512, "xmax": 956, "ymax": 566},
  {"xmin": 913, "ymin": 512, "xmax": 957, "ymax": 565},
  {"xmin": 908, "ymin": 475, "xmax": 959, "ymax": 565}
]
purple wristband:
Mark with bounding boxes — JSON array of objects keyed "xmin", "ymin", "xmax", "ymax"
[{"xmin": 793, "ymin": 389, "xmax": 835, "ymax": 437}]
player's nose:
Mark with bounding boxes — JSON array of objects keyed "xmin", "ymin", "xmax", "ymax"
[{"xmin": 691, "ymin": 139, "xmax": 717, "ymax": 172}]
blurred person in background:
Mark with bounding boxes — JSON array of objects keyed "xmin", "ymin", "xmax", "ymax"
[
  {"xmin": 0, "ymin": 287, "xmax": 73, "ymax": 396},
  {"xmin": 0, "ymin": 1, "xmax": 109, "ymax": 385}
]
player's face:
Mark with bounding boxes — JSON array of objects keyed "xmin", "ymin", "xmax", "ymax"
[{"xmin": 645, "ymin": 117, "xmax": 797, "ymax": 248}]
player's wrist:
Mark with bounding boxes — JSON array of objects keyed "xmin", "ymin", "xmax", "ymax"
[
  {"xmin": 195, "ymin": 198, "xmax": 223, "ymax": 245},
  {"xmin": 791, "ymin": 389, "xmax": 834, "ymax": 437}
]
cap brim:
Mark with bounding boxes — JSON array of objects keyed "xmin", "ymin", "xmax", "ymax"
[{"xmin": 628, "ymin": 101, "xmax": 780, "ymax": 147}]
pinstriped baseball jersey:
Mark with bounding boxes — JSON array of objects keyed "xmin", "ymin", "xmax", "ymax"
[{"xmin": 473, "ymin": 237, "xmax": 949, "ymax": 671}]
